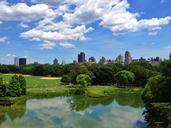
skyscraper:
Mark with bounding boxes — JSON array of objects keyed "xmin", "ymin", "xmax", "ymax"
[
  {"xmin": 115, "ymin": 54, "xmax": 124, "ymax": 64},
  {"xmin": 125, "ymin": 51, "xmax": 132, "ymax": 65},
  {"xmin": 19, "ymin": 58, "xmax": 26, "ymax": 66},
  {"xmin": 99, "ymin": 57, "xmax": 106, "ymax": 64},
  {"xmin": 78, "ymin": 52, "xmax": 86, "ymax": 63},
  {"xmin": 89, "ymin": 56, "xmax": 96, "ymax": 64},
  {"xmin": 53, "ymin": 58, "xmax": 59, "ymax": 65},
  {"xmin": 14, "ymin": 57, "xmax": 19, "ymax": 66}
]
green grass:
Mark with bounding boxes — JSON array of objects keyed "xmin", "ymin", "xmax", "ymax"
[
  {"xmin": 87, "ymin": 86, "xmax": 143, "ymax": 98},
  {"xmin": 0, "ymin": 73, "xmax": 143, "ymax": 103},
  {"xmin": 0, "ymin": 74, "xmax": 59, "ymax": 88}
]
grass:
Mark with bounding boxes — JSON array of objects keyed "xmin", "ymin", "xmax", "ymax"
[
  {"xmin": 0, "ymin": 73, "xmax": 143, "ymax": 104},
  {"xmin": 87, "ymin": 86, "xmax": 143, "ymax": 98}
]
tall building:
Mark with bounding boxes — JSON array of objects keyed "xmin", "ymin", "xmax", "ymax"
[
  {"xmin": 89, "ymin": 56, "xmax": 96, "ymax": 64},
  {"xmin": 125, "ymin": 51, "xmax": 132, "ymax": 65},
  {"xmin": 53, "ymin": 58, "xmax": 59, "ymax": 65},
  {"xmin": 14, "ymin": 57, "xmax": 19, "ymax": 66},
  {"xmin": 115, "ymin": 54, "xmax": 124, "ymax": 64},
  {"xmin": 19, "ymin": 58, "xmax": 26, "ymax": 66},
  {"xmin": 78, "ymin": 52, "xmax": 86, "ymax": 63},
  {"xmin": 170, "ymin": 52, "xmax": 171, "ymax": 60},
  {"xmin": 99, "ymin": 57, "xmax": 106, "ymax": 64}
]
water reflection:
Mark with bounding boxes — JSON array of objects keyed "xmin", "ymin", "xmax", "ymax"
[{"xmin": 0, "ymin": 93, "xmax": 146, "ymax": 128}]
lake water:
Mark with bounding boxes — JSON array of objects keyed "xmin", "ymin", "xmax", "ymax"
[{"xmin": 0, "ymin": 93, "xmax": 146, "ymax": 128}]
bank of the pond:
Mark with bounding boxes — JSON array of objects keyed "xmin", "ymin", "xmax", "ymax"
[{"xmin": 5, "ymin": 86, "xmax": 143, "ymax": 106}]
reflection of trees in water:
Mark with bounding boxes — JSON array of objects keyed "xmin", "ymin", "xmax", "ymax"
[
  {"xmin": 144, "ymin": 103, "xmax": 171, "ymax": 128},
  {"xmin": 0, "ymin": 101, "xmax": 26, "ymax": 125},
  {"xmin": 68, "ymin": 92, "xmax": 144, "ymax": 111}
]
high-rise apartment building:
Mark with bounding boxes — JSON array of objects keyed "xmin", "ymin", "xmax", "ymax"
[
  {"xmin": 99, "ymin": 57, "xmax": 106, "ymax": 64},
  {"xmin": 53, "ymin": 58, "xmax": 59, "ymax": 65},
  {"xmin": 14, "ymin": 57, "xmax": 19, "ymax": 66},
  {"xmin": 89, "ymin": 56, "xmax": 96, "ymax": 64},
  {"xmin": 125, "ymin": 51, "xmax": 132, "ymax": 65},
  {"xmin": 78, "ymin": 52, "xmax": 86, "ymax": 63},
  {"xmin": 19, "ymin": 58, "xmax": 26, "ymax": 66},
  {"xmin": 115, "ymin": 54, "xmax": 124, "ymax": 64}
]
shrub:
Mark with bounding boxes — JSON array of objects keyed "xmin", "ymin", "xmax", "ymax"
[
  {"xmin": 61, "ymin": 75, "xmax": 71, "ymax": 85},
  {"xmin": 114, "ymin": 70, "xmax": 135, "ymax": 86},
  {"xmin": 0, "ymin": 77, "xmax": 7, "ymax": 97},
  {"xmin": 75, "ymin": 74, "xmax": 92, "ymax": 94},
  {"xmin": 7, "ymin": 75, "xmax": 26, "ymax": 97}
]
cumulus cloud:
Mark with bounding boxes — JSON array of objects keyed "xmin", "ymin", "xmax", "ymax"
[
  {"xmin": 19, "ymin": 23, "xmax": 29, "ymax": 28},
  {"xmin": 1, "ymin": 0, "xmax": 171, "ymax": 49},
  {"xmin": 0, "ymin": 1, "xmax": 56, "ymax": 22},
  {"xmin": 0, "ymin": 36, "xmax": 8, "ymax": 43}
]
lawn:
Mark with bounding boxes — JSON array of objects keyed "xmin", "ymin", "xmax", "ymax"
[{"xmin": 0, "ymin": 73, "xmax": 143, "ymax": 104}]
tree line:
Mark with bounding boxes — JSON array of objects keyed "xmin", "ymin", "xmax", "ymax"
[{"xmin": 0, "ymin": 61, "xmax": 159, "ymax": 87}]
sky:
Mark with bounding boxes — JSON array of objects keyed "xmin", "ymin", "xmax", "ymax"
[{"xmin": 0, "ymin": 0, "xmax": 171, "ymax": 64}]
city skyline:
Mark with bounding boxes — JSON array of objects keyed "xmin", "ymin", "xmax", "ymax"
[
  {"xmin": 0, "ymin": 0, "xmax": 171, "ymax": 64},
  {"xmin": 12, "ymin": 51, "xmax": 171, "ymax": 65}
]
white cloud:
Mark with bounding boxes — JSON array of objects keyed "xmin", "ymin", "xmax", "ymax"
[
  {"xmin": 6, "ymin": 53, "xmax": 16, "ymax": 57},
  {"xmin": 148, "ymin": 31, "xmax": 158, "ymax": 36},
  {"xmin": 59, "ymin": 42, "xmax": 75, "ymax": 48},
  {"xmin": 0, "ymin": 1, "xmax": 56, "ymax": 22},
  {"xmin": 19, "ymin": 23, "xmax": 29, "ymax": 28},
  {"xmin": 0, "ymin": 21, "xmax": 2, "ymax": 24},
  {"xmin": 14, "ymin": 0, "xmax": 171, "ymax": 49},
  {"xmin": 0, "ymin": 36, "xmax": 8, "ymax": 43},
  {"xmin": 21, "ymin": 24, "xmax": 93, "ymax": 49}
]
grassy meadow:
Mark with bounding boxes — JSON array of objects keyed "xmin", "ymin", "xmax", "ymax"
[{"xmin": 0, "ymin": 73, "xmax": 143, "ymax": 104}]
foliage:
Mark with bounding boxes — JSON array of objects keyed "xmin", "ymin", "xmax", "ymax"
[
  {"xmin": 0, "ymin": 77, "xmax": 7, "ymax": 97},
  {"xmin": 61, "ymin": 75, "xmax": 71, "ymax": 85},
  {"xmin": 7, "ymin": 75, "xmax": 26, "ymax": 97},
  {"xmin": 114, "ymin": 70, "xmax": 135, "ymax": 86},
  {"xmin": 76, "ymin": 74, "xmax": 92, "ymax": 88},
  {"xmin": 125, "ymin": 65, "xmax": 158, "ymax": 87},
  {"xmin": 75, "ymin": 74, "xmax": 92, "ymax": 94},
  {"xmin": 142, "ymin": 61, "xmax": 171, "ymax": 104}
]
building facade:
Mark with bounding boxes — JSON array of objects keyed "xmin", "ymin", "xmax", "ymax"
[
  {"xmin": 14, "ymin": 57, "xmax": 19, "ymax": 66},
  {"xmin": 125, "ymin": 51, "xmax": 132, "ymax": 65},
  {"xmin": 19, "ymin": 58, "xmax": 26, "ymax": 66},
  {"xmin": 89, "ymin": 56, "xmax": 96, "ymax": 64},
  {"xmin": 115, "ymin": 54, "xmax": 124, "ymax": 64},
  {"xmin": 78, "ymin": 52, "xmax": 86, "ymax": 63},
  {"xmin": 53, "ymin": 58, "xmax": 59, "ymax": 65}
]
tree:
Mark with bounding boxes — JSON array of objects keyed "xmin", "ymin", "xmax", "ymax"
[
  {"xmin": 7, "ymin": 75, "xmax": 26, "ymax": 97},
  {"xmin": 125, "ymin": 65, "xmax": 158, "ymax": 87},
  {"xmin": 18, "ymin": 75, "xmax": 26, "ymax": 95},
  {"xmin": 114, "ymin": 70, "xmax": 135, "ymax": 86},
  {"xmin": 0, "ymin": 77, "xmax": 7, "ymax": 97},
  {"xmin": 61, "ymin": 75, "xmax": 71, "ymax": 85},
  {"xmin": 76, "ymin": 74, "xmax": 92, "ymax": 94}
]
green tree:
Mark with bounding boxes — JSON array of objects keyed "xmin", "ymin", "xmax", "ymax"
[
  {"xmin": 76, "ymin": 74, "xmax": 92, "ymax": 94},
  {"xmin": 7, "ymin": 75, "xmax": 26, "ymax": 97},
  {"xmin": 0, "ymin": 77, "xmax": 7, "ymax": 97},
  {"xmin": 114, "ymin": 70, "xmax": 135, "ymax": 86}
]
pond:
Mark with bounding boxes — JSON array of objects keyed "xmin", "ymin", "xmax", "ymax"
[{"xmin": 0, "ymin": 93, "xmax": 146, "ymax": 128}]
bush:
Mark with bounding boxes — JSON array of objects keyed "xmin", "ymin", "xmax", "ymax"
[
  {"xmin": 7, "ymin": 75, "xmax": 26, "ymax": 97},
  {"xmin": 0, "ymin": 77, "xmax": 7, "ymax": 97},
  {"xmin": 114, "ymin": 70, "xmax": 135, "ymax": 86},
  {"xmin": 61, "ymin": 75, "xmax": 71, "ymax": 85},
  {"xmin": 76, "ymin": 74, "xmax": 91, "ymax": 93}
]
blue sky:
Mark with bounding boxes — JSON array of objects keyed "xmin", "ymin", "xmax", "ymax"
[{"xmin": 0, "ymin": 0, "xmax": 171, "ymax": 64}]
